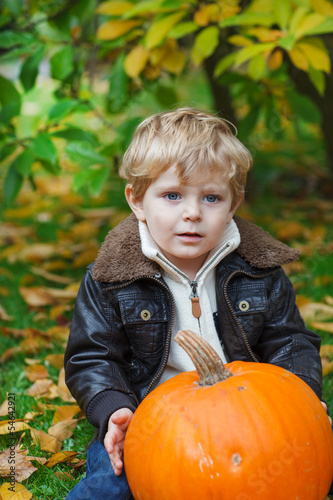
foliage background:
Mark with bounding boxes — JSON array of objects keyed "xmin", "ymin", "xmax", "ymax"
[{"xmin": 1, "ymin": 0, "xmax": 333, "ymax": 498}]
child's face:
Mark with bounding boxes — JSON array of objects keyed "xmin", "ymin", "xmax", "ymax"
[{"xmin": 126, "ymin": 166, "xmax": 240, "ymax": 278}]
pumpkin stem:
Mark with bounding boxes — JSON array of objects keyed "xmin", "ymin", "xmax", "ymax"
[{"xmin": 174, "ymin": 330, "xmax": 233, "ymax": 386}]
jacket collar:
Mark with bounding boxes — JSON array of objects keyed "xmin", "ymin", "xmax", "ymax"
[{"xmin": 92, "ymin": 213, "xmax": 300, "ymax": 283}]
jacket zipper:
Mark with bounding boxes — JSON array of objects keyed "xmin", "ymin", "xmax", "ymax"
[
  {"xmin": 102, "ymin": 274, "xmax": 175, "ymax": 399},
  {"xmin": 157, "ymin": 243, "xmax": 230, "ymax": 319},
  {"xmin": 223, "ymin": 268, "xmax": 279, "ymax": 362}
]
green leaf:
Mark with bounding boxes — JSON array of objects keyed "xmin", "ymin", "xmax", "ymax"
[
  {"xmin": 117, "ymin": 117, "xmax": 143, "ymax": 151},
  {"xmin": 4, "ymin": 162, "xmax": 23, "ymax": 205},
  {"xmin": 65, "ymin": 141, "xmax": 108, "ymax": 166},
  {"xmin": 303, "ymin": 17, "xmax": 333, "ymax": 36},
  {"xmin": 308, "ymin": 65, "xmax": 326, "ymax": 96},
  {"xmin": 273, "ymin": 0, "xmax": 292, "ymax": 30},
  {"xmin": 108, "ymin": 53, "xmax": 129, "ymax": 112},
  {"xmin": 144, "ymin": 11, "xmax": 186, "ymax": 49},
  {"xmin": 0, "ymin": 75, "xmax": 21, "ymax": 124},
  {"xmin": 50, "ymin": 46, "xmax": 74, "ymax": 80},
  {"xmin": 124, "ymin": 1, "xmax": 165, "ymax": 18},
  {"xmin": 169, "ymin": 21, "xmax": 199, "ymax": 39},
  {"xmin": 0, "ymin": 31, "xmax": 35, "ymax": 48},
  {"xmin": 40, "ymin": 160, "xmax": 61, "ymax": 175},
  {"xmin": 237, "ymin": 106, "xmax": 260, "ymax": 140},
  {"xmin": 51, "ymin": 127, "xmax": 98, "ymax": 145},
  {"xmin": 234, "ymin": 43, "xmax": 275, "ymax": 67},
  {"xmin": 48, "ymin": 99, "xmax": 78, "ymax": 121},
  {"xmin": 287, "ymin": 90, "xmax": 321, "ymax": 124},
  {"xmin": 19, "ymin": 46, "xmax": 45, "ymax": 92},
  {"xmin": 90, "ymin": 166, "xmax": 110, "ymax": 196},
  {"xmin": 3, "ymin": 0, "xmax": 22, "ymax": 16},
  {"xmin": 191, "ymin": 26, "xmax": 219, "ymax": 65},
  {"xmin": 214, "ymin": 52, "xmax": 237, "ymax": 77},
  {"xmin": 247, "ymin": 53, "xmax": 267, "ymax": 80},
  {"xmin": 278, "ymin": 34, "xmax": 296, "ymax": 50},
  {"xmin": 33, "ymin": 133, "xmax": 57, "ymax": 164},
  {"xmin": 154, "ymin": 85, "xmax": 178, "ymax": 107},
  {"xmin": 14, "ymin": 148, "xmax": 35, "ymax": 176},
  {"xmin": 220, "ymin": 12, "xmax": 274, "ymax": 28}
]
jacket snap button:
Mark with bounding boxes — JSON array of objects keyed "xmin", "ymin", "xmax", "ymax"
[
  {"xmin": 140, "ymin": 309, "xmax": 151, "ymax": 321},
  {"xmin": 239, "ymin": 300, "xmax": 250, "ymax": 312}
]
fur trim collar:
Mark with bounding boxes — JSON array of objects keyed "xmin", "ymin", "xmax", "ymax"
[{"xmin": 92, "ymin": 213, "xmax": 300, "ymax": 283}]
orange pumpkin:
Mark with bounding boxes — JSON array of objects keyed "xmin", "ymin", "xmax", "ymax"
[{"xmin": 124, "ymin": 330, "xmax": 333, "ymax": 500}]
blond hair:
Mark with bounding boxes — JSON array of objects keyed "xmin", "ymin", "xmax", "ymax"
[{"xmin": 119, "ymin": 107, "xmax": 252, "ymax": 208}]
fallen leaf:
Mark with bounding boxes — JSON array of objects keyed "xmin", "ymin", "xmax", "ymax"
[
  {"xmin": 45, "ymin": 450, "xmax": 77, "ymax": 468},
  {"xmin": 298, "ymin": 302, "xmax": 333, "ymax": 322},
  {"xmin": 0, "ymin": 448, "xmax": 37, "ymax": 482},
  {"xmin": 52, "ymin": 405, "xmax": 81, "ymax": 424},
  {"xmin": 320, "ymin": 345, "xmax": 333, "ymax": 358},
  {"xmin": 27, "ymin": 379, "xmax": 53, "ymax": 397},
  {"xmin": 322, "ymin": 358, "xmax": 333, "ymax": 376},
  {"xmin": 0, "ymin": 481, "xmax": 32, "ymax": 499},
  {"xmin": 30, "ymin": 428, "xmax": 62, "ymax": 453},
  {"xmin": 325, "ymin": 295, "xmax": 333, "ymax": 306},
  {"xmin": 53, "ymin": 470, "xmax": 74, "ymax": 480},
  {"xmin": 45, "ymin": 353, "xmax": 64, "ymax": 370},
  {"xmin": 56, "ymin": 368, "xmax": 75, "ymax": 403},
  {"xmin": 311, "ymin": 321, "xmax": 333, "ymax": 334},
  {"xmin": 47, "ymin": 419, "xmax": 77, "ymax": 441},
  {"xmin": 0, "ymin": 422, "xmax": 31, "ymax": 435},
  {"xmin": 0, "ymin": 304, "xmax": 13, "ymax": 321},
  {"xmin": 29, "ymin": 266, "xmax": 73, "ymax": 285},
  {"xmin": 25, "ymin": 364, "xmax": 49, "ymax": 382},
  {"xmin": 0, "ymin": 397, "xmax": 9, "ymax": 417}
]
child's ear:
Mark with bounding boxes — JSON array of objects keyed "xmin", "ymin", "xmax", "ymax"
[
  {"xmin": 227, "ymin": 194, "xmax": 243, "ymax": 223},
  {"xmin": 125, "ymin": 185, "xmax": 146, "ymax": 222}
]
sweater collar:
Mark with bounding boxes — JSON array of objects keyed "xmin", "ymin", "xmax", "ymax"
[
  {"xmin": 92, "ymin": 213, "xmax": 300, "ymax": 283},
  {"xmin": 139, "ymin": 219, "xmax": 240, "ymax": 283}
]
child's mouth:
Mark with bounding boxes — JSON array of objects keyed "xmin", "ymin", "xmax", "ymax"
[{"xmin": 177, "ymin": 233, "xmax": 202, "ymax": 241}]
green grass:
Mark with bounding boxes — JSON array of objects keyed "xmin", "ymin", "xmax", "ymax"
[{"xmin": 1, "ymin": 167, "xmax": 333, "ymax": 498}]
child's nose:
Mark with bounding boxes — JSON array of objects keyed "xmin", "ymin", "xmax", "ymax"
[{"xmin": 182, "ymin": 201, "xmax": 202, "ymax": 221}]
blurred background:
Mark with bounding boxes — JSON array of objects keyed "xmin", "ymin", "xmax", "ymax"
[{"xmin": 1, "ymin": 1, "xmax": 333, "ymax": 497}]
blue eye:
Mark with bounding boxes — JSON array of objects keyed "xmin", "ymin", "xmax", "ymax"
[
  {"xmin": 205, "ymin": 195, "xmax": 219, "ymax": 202},
  {"xmin": 165, "ymin": 193, "xmax": 180, "ymax": 200}
]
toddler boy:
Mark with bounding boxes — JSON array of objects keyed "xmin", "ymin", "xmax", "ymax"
[{"xmin": 65, "ymin": 108, "xmax": 325, "ymax": 499}]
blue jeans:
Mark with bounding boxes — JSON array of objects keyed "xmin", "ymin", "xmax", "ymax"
[{"xmin": 65, "ymin": 442, "xmax": 133, "ymax": 500}]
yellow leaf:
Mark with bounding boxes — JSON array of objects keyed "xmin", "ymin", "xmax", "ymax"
[
  {"xmin": 228, "ymin": 35, "xmax": 253, "ymax": 47},
  {"xmin": 96, "ymin": 19, "xmax": 141, "ymax": 40},
  {"xmin": 52, "ymin": 405, "xmax": 81, "ymax": 424},
  {"xmin": 27, "ymin": 379, "xmax": 53, "ymax": 397},
  {"xmin": 144, "ymin": 12, "xmax": 186, "ymax": 50},
  {"xmin": 294, "ymin": 12, "xmax": 326, "ymax": 39},
  {"xmin": 0, "ymin": 449, "xmax": 37, "ymax": 482},
  {"xmin": 45, "ymin": 450, "xmax": 77, "ymax": 468},
  {"xmin": 288, "ymin": 47, "xmax": 309, "ymax": 71},
  {"xmin": 298, "ymin": 302, "xmax": 333, "ymax": 322},
  {"xmin": 320, "ymin": 344, "xmax": 333, "ymax": 358},
  {"xmin": 311, "ymin": 321, "xmax": 333, "ymax": 333},
  {"xmin": 124, "ymin": 44, "xmax": 149, "ymax": 77},
  {"xmin": 0, "ymin": 422, "xmax": 31, "ymax": 435},
  {"xmin": 161, "ymin": 47, "xmax": 186, "ymax": 74},
  {"xmin": 322, "ymin": 358, "xmax": 333, "ymax": 376},
  {"xmin": 30, "ymin": 428, "xmax": 62, "ymax": 453},
  {"xmin": 96, "ymin": 1, "xmax": 134, "ymax": 15},
  {"xmin": 194, "ymin": 3, "xmax": 220, "ymax": 26},
  {"xmin": 248, "ymin": 27, "xmax": 283, "ymax": 42},
  {"xmin": 0, "ymin": 482, "xmax": 32, "ymax": 500},
  {"xmin": 297, "ymin": 39, "xmax": 331, "ymax": 73},
  {"xmin": 310, "ymin": 0, "xmax": 333, "ymax": 16},
  {"xmin": 25, "ymin": 364, "xmax": 49, "ymax": 382},
  {"xmin": 48, "ymin": 419, "xmax": 78, "ymax": 441},
  {"xmin": 45, "ymin": 353, "xmax": 64, "ymax": 370},
  {"xmin": 268, "ymin": 49, "xmax": 283, "ymax": 70}
]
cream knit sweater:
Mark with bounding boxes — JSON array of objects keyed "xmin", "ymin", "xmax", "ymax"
[{"xmin": 138, "ymin": 220, "xmax": 241, "ymax": 385}]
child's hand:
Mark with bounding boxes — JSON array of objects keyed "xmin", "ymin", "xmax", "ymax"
[
  {"xmin": 104, "ymin": 408, "xmax": 134, "ymax": 476},
  {"xmin": 321, "ymin": 402, "xmax": 332, "ymax": 425}
]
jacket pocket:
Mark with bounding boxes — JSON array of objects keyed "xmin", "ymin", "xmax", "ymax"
[
  {"xmin": 119, "ymin": 295, "xmax": 168, "ymax": 357},
  {"xmin": 232, "ymin": 285, "xmax": 268, "ymax": 346}
]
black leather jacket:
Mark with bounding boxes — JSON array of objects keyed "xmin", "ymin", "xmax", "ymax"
[{"xmin": 64, "ymin": 215, "xmax": 322, "ymax": 440}]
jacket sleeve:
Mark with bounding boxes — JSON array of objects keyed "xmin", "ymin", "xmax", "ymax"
[
  {"xmin": 254, "ymin": 268, "xmax": 322, "ymax": 399},
  {"xmin": 64, "ymin": 266, "xmax": 138, "ymax": 441}
]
